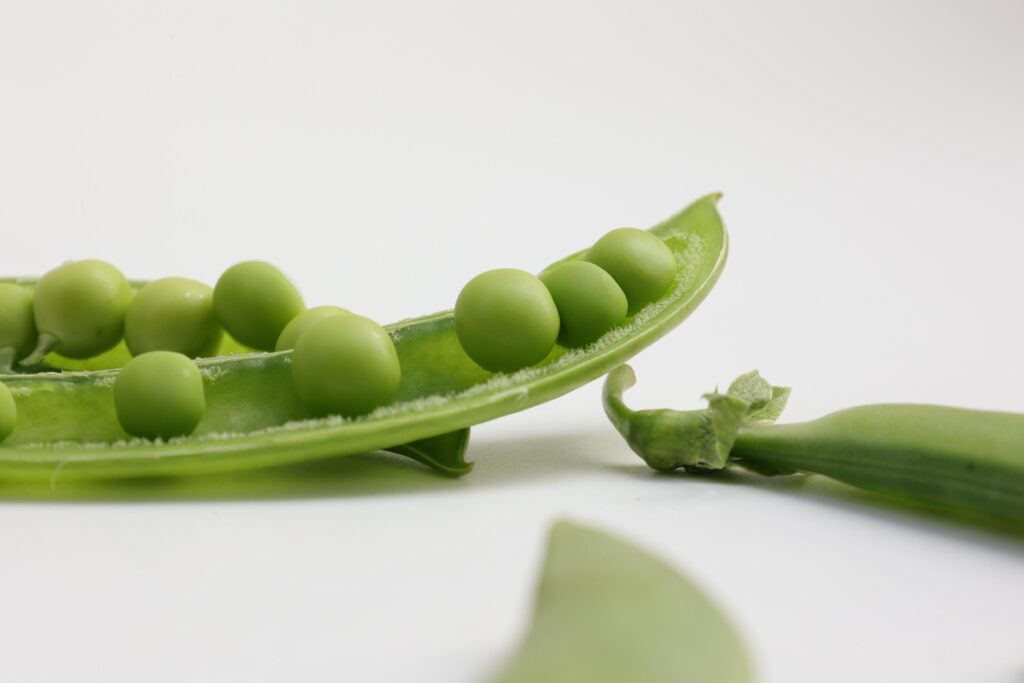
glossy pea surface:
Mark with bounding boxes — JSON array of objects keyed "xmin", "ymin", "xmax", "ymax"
[
  {"xmin": 33, "ymin": 259, "xmax": 133, "ymax": 358},
  {"xmin": 213, "ymin": 261, "xmax": 304, "ymax": 351},
  {"xmin": 540, "ymin": 261, "xmax": 627, "ymax": 348},
  {"xmin": 0, "ymin": 283, "xmax": 37, "ymax": 365},
  {"xmin": 585, "ymin": 228, "xmax": 677, "ymax": 314},
  {"xmin": 113, "ymin": 351, "xmax": 205, "ymax": 440},
  {"xmin": 291, "ymin": 315, "xmax": 401, "ymax": 416},
  {"xmin": 125, "ymin": 277, "xmax": 223, "ymax": 358},
  {"xmin": 0, "ymin": 383, "xmax": 15, "ymax": 443},
  {"xmin": 275, "ymin": 305, "xmax": 350, "ymax": 351},
  {"xmin": 454, "ymin": 268, "xmax": 560, "ymax": 373}
]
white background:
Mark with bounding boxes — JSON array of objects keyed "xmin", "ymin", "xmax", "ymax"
[{"xmin": 1, "ymin": 1, "xmax": 1023, "ymax": 681}]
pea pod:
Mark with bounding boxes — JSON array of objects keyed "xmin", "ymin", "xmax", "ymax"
[
  {"xmin": 0, "ymin": 193, "xmax": 727, "ymax": 482},
  {"xmin": 491, "ymin": 520, "xmax": 752, "ymax": 683},
  {"xmin": 603, "ymin": 365, "xmax": 1024, "ymax": 527}
]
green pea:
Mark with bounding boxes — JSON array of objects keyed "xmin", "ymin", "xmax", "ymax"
[
  {"xmin": 113, "ymin": 351, "xmax": 205, "ymax": 440},
  {"xmin": 275, "ymin": 306, "xmax": 351, "ymax": 351},
  {"xmin": 0, "ymin": 283, "xmax": 37, "ymax": 369},
  {"xmin": 213, "ymin": 261, "xmax": 304, "ymax": 351},
  {"xmin": 124, "ymin": 277, "xmax": 223, "ymax": 358},
  {"xmin": 0, "ymin": 383, "xmax": 15, "ymax": 443},
  {"xmin": 540, "ymin": 261, "xmax": 627, "ymax": 348},
  {"xmin": 584, "ymin": 228, "xmax": 677, "ymax": 314},
  {"xmin": 28, "ymin": 259, "xmax": 133, "ymax": 362},
  {"xmin": 291, "ymin": 315, "xmax": 401, "ymax": 416},
  {"xmin": 454, "ymin": 268, "xmax": 560, "ymax": 373}
]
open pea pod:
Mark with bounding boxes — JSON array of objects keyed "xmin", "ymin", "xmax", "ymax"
[{"xmin": 0, "ymin": 193, "xmax": 727, "ymax": 482}]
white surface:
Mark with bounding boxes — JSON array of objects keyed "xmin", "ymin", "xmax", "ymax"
[{"xmin": 1, "ymin": 1, "xmax": 1023, "ymax": 681}]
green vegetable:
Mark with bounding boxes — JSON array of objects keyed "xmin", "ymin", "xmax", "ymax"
[
  {"xmin": 539, "ymin": 261, "xmax": 627, "ymax": 348},
  {"xmin": 0, "ymin": 283, "xmax": 37, "ymax": 370},
  {"xmin": 114, "ymin": 351, "xmax": 206, "ymax": 439},
  {"xmin": 0, "ymin": 383, "xmax": 15, "ymax": 443},
  {"xmin": 213, "ymin": 261, "xmax": 305, "ymax": 351},
  {"xmin": 603, "ymin": 365, "xmax": 1024, "ymax": 527},
  {"xmin": 124, "ymin": 277, "xmax": 223, "ymax": 358},
  {"xmin": 491, "ymin": 520, "xmax": 752, "ymax": 683},
  {"xmin": 455, "ymin": 268, "xmax": 560, "ymax": 373},
  {"xmin": 585, "ymin": 228, "xmax": 677, "ymax": 314},
  {"xmin": 275, "ymin": 305, "xmax": 350, "ymax": 351},
  {"xmin": 0, "ymin": 193, "xmax": 726, "ymax": 482},
  {"xmin": 22, "ymin": 259, "xmax": 133, "ymax": 365},
  {"xmin": 291, "ymin": 314, "xmax": 401, "ymax": 416}
]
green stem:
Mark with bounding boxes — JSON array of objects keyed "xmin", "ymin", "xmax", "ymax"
[
  {"xmin": 0, "ymin": 347, "xmax": 14, "ymax": 374},
  {"xmin": 604, "ymin": 365, "xmax": 1024, "ymax": 528},
  {"xmin": 19, "ymin": 333, "xmax": 58, "ymax": 368}
]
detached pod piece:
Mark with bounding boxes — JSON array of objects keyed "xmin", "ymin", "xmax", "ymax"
[
  {"xmin": 214, "ymin": 261, "xmax": 305, "ymax": 351},
  {"xmin": 23, "ymin": 259, "xmax": 133, "ymax": 364},
  {"xmin": 125, "ymin": 277, "xmax": 223, "ymax": 358},
  {"xmin": 604, "ymin": 365, "xmax": 1024, "ymax": 528},
  {"xmin": 0, "ymin": 283, "xmax": 37, "ymax": 370},
  {"xmin": 733, "ymin": 405, "xmax": 1024, "ymax": 526},
  {"xmin": 0, "ymin": 193, "xmax": 727, "ymax": 482},
  {"xmin": 492, "ymin": 520, "xmax": 752, "ymax": 683}
]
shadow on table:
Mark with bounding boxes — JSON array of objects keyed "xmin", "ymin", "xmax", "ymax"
[
  {"xmin": 612, "ymin": 461, "xmax": 1024, "ymax": 548},
  {"xmin": 0, "ymin": 430, "xmax": 621, "ymax": 504},
  {"xmin": 4, "ymin": 430, "xmax": 1024, "ymax": 551}
]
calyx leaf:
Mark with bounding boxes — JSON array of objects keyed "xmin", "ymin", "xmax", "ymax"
[{"xmin": 602, "ymin": 366, "xmax": 790, "ymax": 472}]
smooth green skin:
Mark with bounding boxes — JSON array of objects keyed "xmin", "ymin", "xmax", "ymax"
[
  {"xmin": 0, "ymin": 283, "xmax": 37, "ymax": 368},
  {"xmin": 113, "ymin": 351, "xmax": 206, "ymax": 440},
  {"xmin": 0, "ymin": 194, "xmax": 726, "ymax": 482},
  {"xmin": 0, "ymin": 383, "xmax": 14, "ymax": 443},
  {"xmin": 30, "ymin": 259, "xmax": 133, "ymax": 360},
  {"xmin": 492, "ymin": 520, "xmax": 752, "ymax": 683},
  {"xmin": 213, "ymin": 261, "xmax": 305, "ymax": 351},
  {"xmin": 540, "ymin": 261, "xmax": 627, "ymax": 348},
  {"xmin": 292, "ymin": 315, "xmax": 401, "ymax": 416},
  {"xmin": 585, "ymin": 227, "xmax": 677, "ymax": 314},
  {"xmin": 733, "ymin": 405, "xmax": 1024, "ymax": 526},
  {"xmin": 455, "ymin": 269, "xmax": 560, "ymax": 373},
  {"xmin": 275, "ymin": 306, "xmax": 350, "ymax": 351},
  {"xmin": 124, "ymin": 277, "xmax": 224, "ymax": 358}
]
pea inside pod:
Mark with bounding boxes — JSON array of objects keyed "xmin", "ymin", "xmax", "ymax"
[
  {"xmin": 585, "ymin": 228, "xmax": 677, "ymax": 314},
  {"xmin": 0, "ymin": 193, "xmax": 727, "ymax": 482},
  {"xmin": 291, "ymin": 314, "xmax": 401, "ymax": 416},
  {"xmin": 275, "ymin": 305, "xmax": 351, "ymax": 351},
  {"xmin": 454, "ymin": 268, "xmax": 560, "ymax": 373},
  {"xmin": 113, "ymin": 351, "xmax": 206, "ymax": 440},
  {"xmin": 125, "ymin": 277, "xmax": 223, "ymax": 358},
  {"xmin": 23, "ymin": 259, "xmax": 133, "ymax": 365},
  {"xmin": 540, "ymin": 261, "xmax": 627, "ymax": 348},
  {"xmin": 213, "ymin": 261, "xmax": 305, "ymax": 351},
  {"xmin": 0, "ymin": 283, "xmax": 37, "ymax": 370}
]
